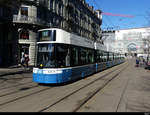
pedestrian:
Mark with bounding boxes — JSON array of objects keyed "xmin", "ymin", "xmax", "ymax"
[
  {"xmin": 142, "ymin": 58, "xmax": 145, "ymax": 67},
  {"xmin": 25, "ymin": 55, "xmax": 30, "ymax": 68},
  {"xmin": 139, "ymin": 58, "xmax": 142, "ymax": 67},
  {"xmin": 15, "ymin": 55, "xmax": 19, "ymax": 65},
  {"xmin": 136, "ymin": 58, "xmax": 139, "ymax": 67},
  {"xmin": 21, "ymin": 55, "xmax": 25, "ymax": 67}
]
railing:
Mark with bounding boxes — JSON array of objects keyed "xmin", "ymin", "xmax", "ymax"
[{"xmin": 13, "ymin": 15, "xmax": 48, "ymax": 27}]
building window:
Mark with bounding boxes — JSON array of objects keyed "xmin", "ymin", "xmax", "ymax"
[
  {"xmin": 20, "ymin": 30, "xmax": 29, "ymax": 40},
  {"xmin": 21, "ymin": 7, "xmax": 28, "ymax": 16},
  {"xmin": 50, "ymin": 0, "xmax": 53, "ymax": 10}
]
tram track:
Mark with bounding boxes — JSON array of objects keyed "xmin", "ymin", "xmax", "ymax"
[
  {"xmin": 0, "ymin": 62, "xmax": 127, "ymax": 112},
  {"xmin": 74, "ymin": 63, "xmax": 129, "ymax": 112},
  {"xmin": 0, "ymin": 83, "xmax": 39, "ymax": 98},
  {"xmin": 115, "ymin": 67, "xmax": 130, "ymax": 112},
  {"xmin": 0, "ymin": 73, "xmax": 33, "ymax": 90},
  {"xmin": 0, "ymin": 73, "xmax": 54, "ymax": 108},
  {"xmin": 38, "ymin": 62, "xmax": 128, "ymax": 112},
  {"xmin": 0, "ymin": 81, "xmax": 33, "ymax": 90},
  {"xmin": 0, "ymin": 86, "xmax": 52, "ymax": 107}
]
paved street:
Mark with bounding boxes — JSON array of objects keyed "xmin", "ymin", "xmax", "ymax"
[
  {"xmin": 78, "ymin": 59, "xmax": 150, "ymax": 112},
  {"xmin": 0, "ymin": 59, "xmax": 150, "ymax": 112}
]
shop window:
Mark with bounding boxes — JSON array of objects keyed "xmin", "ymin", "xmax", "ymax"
[{"xmin": 20, "ymin": 30, "xmax": 29, "ymax": 40}]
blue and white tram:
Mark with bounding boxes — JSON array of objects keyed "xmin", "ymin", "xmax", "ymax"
[{"xmin": 33, "ymin": 28, "xmax": 125, "ymax": 84}]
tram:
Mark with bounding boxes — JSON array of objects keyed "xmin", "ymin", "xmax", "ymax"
[{"xmin": 33, "ymin": 28, "xmax": 125, "ymax": 84}]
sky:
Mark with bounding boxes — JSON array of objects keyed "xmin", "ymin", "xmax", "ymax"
[{"xmin": 86, "ymin": 0, "xmax": 150, "ymax": 30}]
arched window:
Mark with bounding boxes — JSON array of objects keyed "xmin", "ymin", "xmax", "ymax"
[{"xmin": 127, "ymin": 43, "xmax": 137, "ymax": 52}]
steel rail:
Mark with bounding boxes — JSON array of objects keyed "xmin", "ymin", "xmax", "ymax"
[
  {"xmin": 73, "ymin": 63, "xmax": 129, "ymax": 112},
  {"xmin": 39, "ymin": 62, "xmax": 128, "ymax": 112}
]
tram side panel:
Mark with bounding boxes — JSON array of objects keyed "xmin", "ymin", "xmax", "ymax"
[{"xmin": 33, "ymin": 69, "xmax": 61, "ymax": 84}]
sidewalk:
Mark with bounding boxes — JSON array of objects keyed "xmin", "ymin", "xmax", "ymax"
[{"xmin": 0, "ymin": 66, "xmax": 32, "ymax": 77}]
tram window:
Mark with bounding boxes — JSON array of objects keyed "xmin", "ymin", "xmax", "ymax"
[
  {"xmin": 96, "ymin": 51, "xmax": 99, "ymax": 63},
  {"xmin": 86, "ymin": 50, "xmax": 89, "ymax": 64},
  {"xmin": 96, "ymin": 50, "xmax": 103, "ymax": 63},
  {"xmin": 71, "ymin": 47, "xmax": 79, "ymax": 66},
  {"xmin": 39, "ymin": 30, "xmax": 56, "ymax": 41},
  {"xmin": 113, "ymin": 53, "xmax": 115, "ymax": 60},
  {"xmin": 102, "ymin": 52, "xmax": 107, "ymax": 62},
  {"xmin": 114, "ymin": 53, "xmax": 116, "ymax": 60},
  {"xmin": 55, "ymin": 44, "xmax": 70, "ymax": 67},
  {"xmin": 37, "ymin": 44, "xmax": 56, "ymax": 68},
  {"xmin": 100, "ymin": 52, "xmax": 103, "ymax": 62},
  {"xmin": 73, "ymin": 47, "xmax": 95, "ymax": 66},
  {"xmin": 88, "ymin": 50, "xmax": 95, "ymax": 63},
  {"xmin": 115, "ymin": 53, "xmax": 118, "ymax": 60},
  {"xmin": 109, "ymin": 53, "xmax": 113, "ymax": 61},
  {"xmin": 80, "ymin": 48, "xmax": 87, "ymax": 65},
  {"xmin": 37, "ymin": 44, "xmax": 71, "ymax": 68}
]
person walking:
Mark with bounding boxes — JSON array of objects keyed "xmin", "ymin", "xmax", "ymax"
[
  {"xmin": 25, "ymin": 55, "xmax": 30, "ymax": 68},
  {"xmin": 136, "ymin": 58, "xmax": 139, "ymax": 67},
  {"xmin": 21, "ymin": 55, "xmax": 25, "ymax": 67}
]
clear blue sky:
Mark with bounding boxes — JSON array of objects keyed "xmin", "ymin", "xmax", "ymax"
[{"xmin": 86, "ymin": 0, "xmax": 150, "ymax": 30}]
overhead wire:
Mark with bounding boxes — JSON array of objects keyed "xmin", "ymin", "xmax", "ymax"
[{"xmin": 92, "ymin": 0, "xmax": 117, "ymax": 30}]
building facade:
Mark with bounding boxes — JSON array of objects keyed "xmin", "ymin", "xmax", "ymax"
[
  {"xmin": 115, "ymin": 27, "xmax": 150, "ymax": 57},
  {"xmin": 0, "ymin": 0, "xmax": 20, "ymax": 67},
  {"xmin": 102, "ymin": 30, "xmax": 115, "ymax": 52},
  {"xmin": 103, "ymin": 27, "xmax": 150, "ymax": 57},
  {"xmin": 0, "ymin": 0, "xmax": 102, "ymax": 67},
  {"xmin": 13, "ymin": 0, "xmax": 49, "ymax": 66}
]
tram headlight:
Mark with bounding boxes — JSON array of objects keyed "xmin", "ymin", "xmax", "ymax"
[{"xmin": 40, "ymin": 64, "xmax": 43, "ymax": 67}]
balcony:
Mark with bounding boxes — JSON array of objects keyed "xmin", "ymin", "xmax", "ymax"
[{"xmin": 13, "ymin": 15, "xmax": 48, "ymax": 27}]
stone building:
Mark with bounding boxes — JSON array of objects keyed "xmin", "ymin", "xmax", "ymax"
[
  {"xmin": 13, "ymin": 0, "xmax": 48, "ymax": 66},
  {"xmin": 0, "ymin": 0, "xmax": 20, "ymax": 67},
  {"xmin": 102, "ymin": 30, "xmax": 115, "ymax": 52},
  {"xmin": 0, "ymin": 0, "xmax": 102, "ymax": 67},
  {"xmin": 115, "ymin": 27, "xmax": 150, "ymax": 57},
  {"xmin": 103, "ymin": 27, "xmax": 150, "ymax": 58}
]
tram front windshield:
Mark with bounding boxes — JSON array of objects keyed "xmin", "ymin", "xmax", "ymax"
[{"xmin": 37, "ymin": 44, "xmax": 70, "ymax": 68}]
